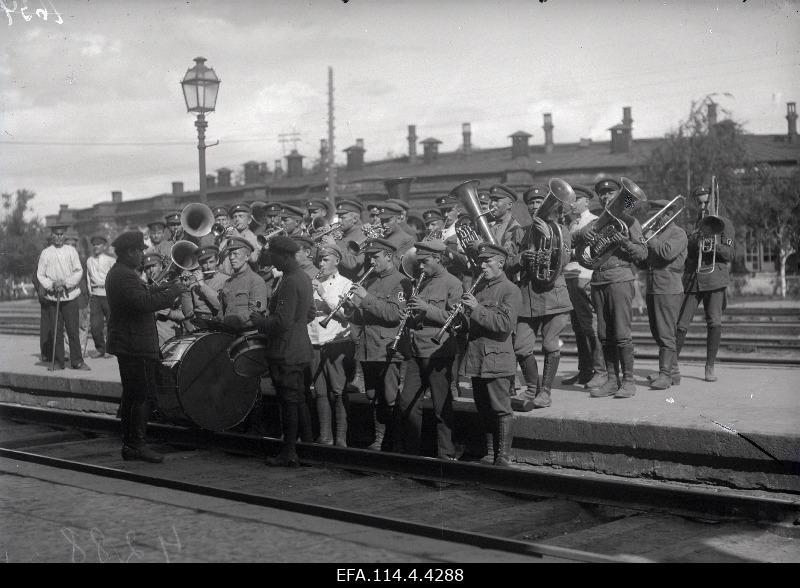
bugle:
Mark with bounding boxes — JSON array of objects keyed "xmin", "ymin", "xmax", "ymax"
[
  {"xmin": 319, "ymin": 267, "xmax": 376, "ymax": 328},
  {"xmin": 431, "ymin": 273, "xmax": 485, "ymax": 345}
]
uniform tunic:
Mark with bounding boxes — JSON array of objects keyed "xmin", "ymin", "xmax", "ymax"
[
  {"xmin": 643, "ymin": 222, "xmax": 687, "ymax": 352},
  {"xmin": 181, "ymin": 271, "xmax": 227, "ymax": 319},
  {"xmin": 350, "ymin": 268, "xmax": 409, "ymax": 363},
  {"xmin": 408, "ymin": 268, "xmax": 463, "ymax": 359},
  {"xmin": 219, "ymin": 265, "xmax": 268, "ymax": 328},
  {"xmin": 145, "ymin": 240, "xmax": 174, "ymax": 266},
  {"xmin": 383, "ymin": 227, "xmax": 415, "ymax": 262}
]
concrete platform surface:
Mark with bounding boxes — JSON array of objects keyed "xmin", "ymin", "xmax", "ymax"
[{"xmin": 1, "ymin": 334, "xmax": 798, "ymax": 492}]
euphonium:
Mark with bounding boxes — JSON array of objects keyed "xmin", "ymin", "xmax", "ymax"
[
  {"xmin": 180, "ymin": 203, "xmax": 215, "ymax": 238},
  {"xmin": 525, "ymin": 178, "xmax": 576, "ymax": 288},
  {"xmin": 347, "ymin": 223, "xmax": 385, "ymax": 255},
  {"xmin": 579, "ymin": 177, "xmax": 647, "ymax": 269},
  {"xmin": 449, "ymin": 179, "xmax": 496, "ymax": 246},
  {"xmin": 697, "ymin": 176, "xmax": 724, "ymax": 274}
]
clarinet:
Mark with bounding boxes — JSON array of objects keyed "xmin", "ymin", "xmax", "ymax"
[
  {"xmin": 388, "ymin": 271, "xmax": 427, "ymax": 352},
  {"xmin": 319, "ymin": 267, "xmax": 375, "ymax": 328},
  {"xmin": 431, "ymin": 273, "xmax": 485, "ymax": 345}
]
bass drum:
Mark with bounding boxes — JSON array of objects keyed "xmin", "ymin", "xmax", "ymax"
[{"xmin": 156, "ymin": 331, "xmax": 259, "ymax": 431}]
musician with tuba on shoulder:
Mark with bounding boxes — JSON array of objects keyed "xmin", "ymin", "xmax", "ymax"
[
  {"xmin": 574, "ymin": 177, "xmax": 648, "ymax": 399},
  {"xmin": 507, "ymin": 179, "xmax": 576, "ymax": 412},
  {"xmin": 635, "ymin": 196, "xmax": 688, "ymax": 390},
  {"xmin": 675, "ymin": 181, "xmax": 735, "ymax": 383}
]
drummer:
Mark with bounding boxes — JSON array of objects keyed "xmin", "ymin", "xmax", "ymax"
[
  {"xmin": 219, "ymin": 237, "xmax": 268, "ymax": 330},
  {"xmin": 181, "ymin": 245, "xmax": 227, "ymax": 324}
]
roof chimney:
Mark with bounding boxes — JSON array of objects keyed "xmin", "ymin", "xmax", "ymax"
[
  {"xmin": 543, "ymin": 113, "xmax": 554, "ymax": 153},
  {"xmin": 217, "ymin": 167, "xmax": 231, "ymax": 187},
  {"xmin": 707, "ymin": 101, "xmax": 718, "ymax": 127},
  {"xmin": 172, "ymin": 182, "xmax": 184, "ymax": 195},
  {"xmin": 462, "ymin": 123, "xmax": 472, "ymax": 156},
  {"xmin": 286, "ymin": 149, "xmax": 304, "ymax": 178},
  {"xmin": 407, "ymin": 125, "xmax": 418, "ymax": 163},
  {"xmin": 206, "ymin": 174, "xmax": 216, "ymax": 189},
  {"xmin": 787, "ymin": 102, "xmax": 798, "ymax": 142},
  {"xmin": 111, "ymin": 191, "xmax": 122, "ymax": 203},
  {"xmin": 273, "ymin": 159, "xmax": 283, "ymax": 180},
  {"xmin": 609, "ymin": 106, "xmax": 633, "ymax": 154},
  {"xmin": 244, "ymin": 161, "xmax": 260, "ymax": 184},
  {"xmin": 421, "ymin": 137, "xmax": 442, "ymax": 164},
  {"xmin": 344, "ymin": 138, "xmax": 366, "ymax": 171},
  {"xmin": 509, "ymin": 131, "xmax": 532, "ymax": 158}
]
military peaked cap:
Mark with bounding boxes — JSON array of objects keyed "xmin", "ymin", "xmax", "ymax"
[
  {"xmin": 230, "ymin": 203, "xmax": 252, "ymax": 216},
  {"xmin": 571, "ymin": 185, "xmax": 595, "ymax": 200},
  {"xmin": 225, "ymin": 236, "xmax": 254, "ymax": 254},
  {"xmin": 147, "ymin": 219, "xmax": 166, "ymax": 229},
  {"xmin": 594, "ymin": 178, "xmax": 621, "ymax": 194},
  {"xmin": 318, "ymin": 245, "xmax": 342, "ymax": 261},
  {"xmin": 307, "ymin": 198, "xmax": 330, "ymax": 213},
  {"xmin": 164, "ymin": 211, "xmax": 181, "ymax": 224},
  {"xmin": 414, "ymin": 239, "xmax": 447, "ymax": 256},
  {"xmin": 281, "ymin": 204, "xmax": 305, "ymax": 219},
  {"xmin": 197, "ymin": 245, "xmax": 219, "ymax": 261},
  {"xmin": 489, "ymin": 184, "xmax": 518, "ymax": 202},
  {"xmin": 364, "ymin": 238, "xmax": 397, "ymax": 255},
  {"xmin": 378, "ymin": 202, "xmax": 404, "ymax": 217},
  {"xmin": 422, "ymin": 209, "xmax": 443, "ymax": 223},
  {"xmin": 523, "ymin": 185, "xmax": 548, "ymax": 204},
  {"xmin": 476, "ymin": 242, "xmax": 508, "ymax": 259},
  {"xmin": 212, "ymin": 206, "xmax": 229, "ymax": 217},
  {"xmin": 142, "ymin": 253, "xmax": 162, "ymax": 268},
  {"xmin": 385, "ymin": 198, "xmax": 410, "ymax": 212},
  {"xmin": 336, "ymin": 199, "xmax": 364, "ymax": 215},
  {"xmin": 692, "ymin": 186, "xmax": 710, "ymax": 197}
]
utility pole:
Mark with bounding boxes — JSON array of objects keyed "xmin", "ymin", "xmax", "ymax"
[{"xmin": 327, "ymin": 66, "xmax": 337, "ymax": 211}]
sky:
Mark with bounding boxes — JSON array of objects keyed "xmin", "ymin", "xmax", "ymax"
[{"xmin": 1, "ymin": 0, "xmax": 799, "ymax": 220}]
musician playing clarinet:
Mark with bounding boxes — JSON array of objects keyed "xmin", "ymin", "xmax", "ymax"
[
  {"xmin": 395, "ymin": 239, "xmax": 463, "ymax": 460},
  {"xmin": 461, "ymin": 243, "xmax": 522, "ymax": 467}
]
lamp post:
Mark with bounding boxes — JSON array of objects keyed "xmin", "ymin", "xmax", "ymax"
[{"xmin": 181, "ymin": 57, "xmax": 220, "ymax": 203}]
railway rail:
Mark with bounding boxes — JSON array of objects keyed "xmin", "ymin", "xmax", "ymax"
[{"xmin": 2, "ymin": 404, "xmax": 798, "ymax": 563}]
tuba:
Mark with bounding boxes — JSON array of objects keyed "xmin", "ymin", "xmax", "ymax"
[
  {"xmin": 525, "ymin": 178, "xmax": 576, "ymax": 288},
  {"xmin": 579, "ymin": 177, "xmax": 647, "ymax": 269},
  {"xmin": 152, "ymin": 240, "xmax": 201, "ymax": 285},
  {"xmin": 180, "ymin": 203, "xmax": 215, "ymax": 238},
  {"xmin": 449, "ymin": 180, "xmax": 497, "ymax": 246},
  {"xmin": 695, "ymin": 175, "xmax": 725, "ymax": 274},
  {"xmin": 384, "ymin": 177, "xmax": 416, "ymax": 201}
]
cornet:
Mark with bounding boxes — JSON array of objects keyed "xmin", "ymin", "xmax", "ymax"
[
  {"xmin": 152, "ymin": 240, "xmax": 201, "ymax": 286},
  {"xmin": 256, "ymin": 228, "xmax": 287, "ymax": 249}
]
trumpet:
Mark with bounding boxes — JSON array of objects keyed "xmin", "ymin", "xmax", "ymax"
[
  {"xmin": 388, "ymin": 271, "xmax": 427, "ymax": 353},
  {"xmin": 256, "ymin": 227, "xmax": 287, "ymax": 248},
  {"xmin": 432, "ymin": 273, "xmax": 485, "ymax": 345},
  {"xmin": 347, "ymin": 223, "xmax": 385, "ymax": 254},
  {"xmin": 641, "ymin": 195, "xmax": 685, "ymax": 244},
  {"xmin": 697, "ymin": 176, "xmax": 724, "ymax": 274},
  {"xmin": 319, "ymin": 267, "xmax": 376, "ymax": 328}
]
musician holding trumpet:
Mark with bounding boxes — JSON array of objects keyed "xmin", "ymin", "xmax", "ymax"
[
  {"xmin": 180, "ymin": 245, "xmax": 227, "ymax": 325},
  {"xmin": 676, "ymin": 184, "xmax": 736, "ymax": 383},
  {"xmin": 395, "ymin": 239, "xmax": 463, "ymax": 460},
  {"xmin": 218, "ymin": 237, "xmax": 268, "ymax": 330}
]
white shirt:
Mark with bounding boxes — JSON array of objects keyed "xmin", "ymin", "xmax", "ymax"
[
  {"xmin": 563, "ymin": 209, "xmax": 597, "ymax": 280},
  {"xmin": 86, "ymin": 253, "xmax": 116, "ymax": 296},
  {"xmin": 308, "ymin": 272, "xmax": 352, "ymax": 346},
  {"xmin": 36, "ymin": 245, "xmax": 83, "ymax": 302},
  {"xmin": 442, "ymin": 223, "xmax": 457, "ymax": 241}
]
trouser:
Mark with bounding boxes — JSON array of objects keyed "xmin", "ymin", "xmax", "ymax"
[
  {"xmin": 566, "ymin": 277, "xmax": 603, "ymax": 375},
  {"xmin": 471, "ymin": 376, "xmax": 514, "ymax": 435},
  {"xmin": 647, "ymin": 293, "xmax": 682, "ymax": 352},
  {"xmin": 42, "ymin": 297, "xmax": 83, "ymax": 367},
  {"xmin": 269, "ymin": 363, "xmax": 309, "ymax": 455},
  {"xmin": 362, "ymin": 360, "xmax": 402, "ymax": 449},
  {"xmin": 310, "ymin": 341, "xmax": 352, "ymax": 440},
  {"xmin": 676, "ymin": 287, "xmax": 726, "ymax": 365},
  {"xmin": 396, "ymin": 356, "xmax": 455, "ymax": 458},
  {"xmin": 90, "ymin": 295, "xmax": 110, "ymax": 353},
  {"xmin": 39, "ymin": 300, "xmax": 48, "ymax": 360},
  {"xmin": 117, "ymin": 355, "xmax": 159, "ymax": 448},
  {"xmin": 591, "ymin": 281, "xmax": 635, "ymax": 347}
]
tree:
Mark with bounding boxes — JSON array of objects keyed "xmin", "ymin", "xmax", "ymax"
[
  {"xmin": 745, "ymin": 166, "xmax": 800, "ymax": 298},
  {"xmin": 0, "ymin": 189, "xmax": 47, "ymax": 280}
]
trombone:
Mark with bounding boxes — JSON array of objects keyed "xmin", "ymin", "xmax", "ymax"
[
  {"xmin": 641, "ymin": 195, "xmax": 686, "ymax": 244},
  {"xmin": 697, "ymin": 176, "xmax": 725, "ymax": 274}
]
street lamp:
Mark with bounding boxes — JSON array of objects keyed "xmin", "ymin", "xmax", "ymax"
[{"xmin": 181, "ymin": 56, "xmax": 220, "ymax": 203}]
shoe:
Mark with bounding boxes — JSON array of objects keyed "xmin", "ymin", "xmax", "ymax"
[
  {"xmin": 49, "ymin": 364, "xmax": 66, "ymax": 371},
  {"xmin": 90, "ymin": 351, "xmax": 106, "ymax": 359},
  {"xmin": 70, "ymin": 362, "xmax": 91, "ymax": 371},
  {"xmin": 561, "ymin": 372, "xmax": 582, "ymax": 386},
  {"xmin": 614, "ymin": 380, "xmax": 637, "ymax": 398},
  {"xmin": 315, "ymin": 436, "xmax": 334, "ymax": 446},
  {"xmin": 705, "ymin": 364, "xmax": 717, "ymax": 382},
  {"xmin": 584, "ymin": 372, "xmax": 608, "ymax": 390},
  {"xmin": 590, "ymin": 378, "xmax": 617, "ymax": 398},
  {"xmin": 121, "ymin": 444, "xmax": 164, "ymax": 463},
  {"xmin": 335, "ymin": 438, "xmax": 348, "ymax": 448},
  {"xmin": 510, "ymin": 395, "xmax": 535, "ymax": 412},
  {"xmin": 649, "ymin": 373, "xmax": 671, "ymax": 390},
  {"xmin": 265, "ymin": 452, "xmax": 300, "ymax": 467},
  {"xmin": 437, "ymin": 455, "xmax": 457, "ymax": 461}
]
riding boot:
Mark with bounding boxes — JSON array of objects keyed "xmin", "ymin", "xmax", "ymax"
[
  {"xmin": 650, "ymin": 348, "xmax": 673, "ymax": 390},
  {"xmin": 494, "ymin": 416, "xmax": 514, "ymax": 467},
  {"xmin": 334, "ymin": 394, "xmax": 348, "ymax": 447},
  {"xmin": 563, "ymin": 333, "xmax": 590, "ymax": 386},
  {"xmin": 590, "ymin": 346, "xmax": 618, "ymax": 397},
  {"xmin": 315, "ymin": 395, "xmax": 333, "ymax": 445},
  {"xmin": 705, "ymin": 325, "xmax": 721, "ymax": 382},
  {"xmin": 480, "ymin": 433, "xmax": 494, "ymax": 465},
  {"xmin": 615, "ymin": 345, "xmax": 636, "ymax": 398},
  {"xmin": 122, "ymin": 398, "xmax": 163, "ymax": 463},
  {"xmin": 297, "ymin": 398, "xmax": 314, "ymax": 443},
  {"xmin": 368, "ymin": 406, "xmax": 385, "ymax": 451},
  {"xmin": 511, "ymin": 354, "xmax": 538, "ymax": 412},
  {"xmin": 266, "ymin": 402, "xmax": 299, "ymax": 467},
  {"xmin": 534, "ymin": 351, "xmax": 560, "ymax": 408}
]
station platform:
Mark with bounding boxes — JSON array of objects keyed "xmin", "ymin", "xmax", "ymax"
[{"xmin": 1, "ymin": 333, "xmax": 798, "ymax": 493}]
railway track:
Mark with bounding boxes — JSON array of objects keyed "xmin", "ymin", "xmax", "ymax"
[{"xmin": 2, "ymin": 404, "xmax": 798, "ymax": 562}]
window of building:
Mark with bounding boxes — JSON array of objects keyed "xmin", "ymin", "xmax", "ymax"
[{"xmin": 744, "ymin": 229, "xmax": 776, "ymax": 272}]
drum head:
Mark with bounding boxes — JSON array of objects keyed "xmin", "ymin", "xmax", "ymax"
[
  {"xmin": 230, "ymin": 333, "xmax": 270, "ymax": 378},
  {"xmin": 175, "ymin": 332, "xmax": 259, "ymax": 431}
]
